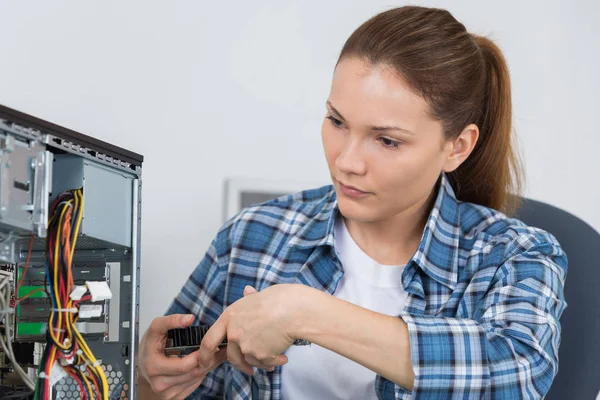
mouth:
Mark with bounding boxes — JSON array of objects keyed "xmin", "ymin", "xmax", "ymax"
[{"xmin": 336, "ymin": 179, "xmax": 371, "ymax": 198}]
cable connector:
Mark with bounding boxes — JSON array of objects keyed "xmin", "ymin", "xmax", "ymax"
[
  {"xmin": 85, "ymin": 281, "xmax": 112, "ymax": 302},
  {"xmin": 60, "ymin": 356, "xmax": 75, "ymax": 366},
  {"xmin": 70, "ymin": 285, "xmax": 88, "ymax": 301},
  {"xmin": 49, "ymin": 361, "xmax": 68, "ymax": 388},
  {"xmin": 79, "ymin": 304, "xmax": 103, "ymax": 318}
]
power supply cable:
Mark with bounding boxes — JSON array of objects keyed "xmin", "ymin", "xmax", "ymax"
[{"xmin": 35, "ymin": 189, "xmax": 109, "ymax": 400}]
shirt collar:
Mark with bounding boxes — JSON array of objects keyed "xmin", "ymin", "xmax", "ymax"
[{"xmin": 288, "ymin": 173, "xmax": 461, "ymax": 290}]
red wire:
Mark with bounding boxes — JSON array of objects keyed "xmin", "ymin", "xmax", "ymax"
[
  {"xmin": 47, "ymin": 193, "xmax": 96, "ymax": 400},
  {"xmin": 86, "ymin": 366, "xmax": 102, "ymax": 400},
  {"xmin": 73, "ymin": 295, "xmax": 92, "ymax": 306},
  {"xmin": 44, "ymin": 352, "xmax": 53, "ymax": 400},
  {"xmin": 16, "ymin": 235, "xmax": 34, "ymax": 295},
  {"xmin": 50, "ymin": 193, "xmax": 68, "ymax": 217},
  {"xmin": 59, "ymin": 279, "xmax": 66, "ymax": 302},
  {"xmin": 65, "ymin": 368, "xmax": 88, "ymax": 400}
]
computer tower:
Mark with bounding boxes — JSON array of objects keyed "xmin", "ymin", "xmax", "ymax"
[{"xmin": 0, "ymin": 104, "xmax": 142, "ymax": 400}]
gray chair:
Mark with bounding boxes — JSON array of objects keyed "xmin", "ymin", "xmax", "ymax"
[{"xmin": 515, "ymin": 198, "xmax": 600, "ymax": 399}]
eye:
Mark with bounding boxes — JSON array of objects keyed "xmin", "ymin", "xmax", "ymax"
[
  {"xmin": 378, "ymin": 137, "xmax": 401, "ymax": 149},
  {"xmin": 326, "ymin": 115, "xmax": 344, "ymax": 129}
]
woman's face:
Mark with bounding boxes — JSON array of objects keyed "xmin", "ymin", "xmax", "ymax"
[{"xmin": 322, "ymin": 57, "xmax": 459, "ymax": 224}]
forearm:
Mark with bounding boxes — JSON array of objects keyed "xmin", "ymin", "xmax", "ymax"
[{"xmin": 293, "ymin": 286, "xmax": 415, "ymax": 390}]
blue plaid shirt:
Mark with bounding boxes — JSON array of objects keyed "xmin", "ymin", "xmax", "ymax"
[{"xmin": 166, "ymin": 174, "xmax": 567, "ymax": 399}]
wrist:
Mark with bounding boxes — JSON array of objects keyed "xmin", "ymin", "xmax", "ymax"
[{"xmin": 287, "ymin": 284, "xmax": 327, "ymax": 341}]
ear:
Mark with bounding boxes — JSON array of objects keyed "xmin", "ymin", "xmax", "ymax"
[{"xmin": 442, "ymin": 124, "xmax": 479, "ymax": 173}]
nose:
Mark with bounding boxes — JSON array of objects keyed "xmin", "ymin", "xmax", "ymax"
[{"xmin": 335, "ymin": 139, "xmax": 367, "ymax": 176}]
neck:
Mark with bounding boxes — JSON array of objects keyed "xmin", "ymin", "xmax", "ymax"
[{"xmin": 344, "ymin": 190, "xmax": 436, "ymax": 266}]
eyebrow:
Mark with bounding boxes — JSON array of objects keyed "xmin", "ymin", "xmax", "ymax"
[{"xmin": 326, "ymin": 101, "xmax": 415, "ymax": 136}]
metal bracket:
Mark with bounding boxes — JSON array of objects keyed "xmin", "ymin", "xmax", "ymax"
[{"xmin": 0, "ymin": 231, "xmax": 19, "ymax": 263}]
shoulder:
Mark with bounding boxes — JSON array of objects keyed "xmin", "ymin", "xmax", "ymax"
[
  {"xmin": 457, "ymin": 201, "xmax": 567, "ymax": 272},
  {"xmin": 213, "ymin": 185, "xmax": 335, "ymax": 254}
]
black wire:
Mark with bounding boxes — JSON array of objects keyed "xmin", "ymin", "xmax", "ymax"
[
  {"xmin": 69, "ymin": 364, "xmax": 93, "ymax": 400},
  {"xmin": 35, "ymin": 338, "xmax": 52, "ymax": 399},
  {"xmin": 74, "ymin": 353, "xmax": 104, "ymax": 400},
  {"xmin": 38, "ymin": 192, "xmax": 75, "ymax": 398}
]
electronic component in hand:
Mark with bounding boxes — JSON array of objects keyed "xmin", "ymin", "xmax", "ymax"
[
  {"xmin": 164, "ymin": 326, "xmax": 220, "ymax": 356},
  {"xmin": 164, "ymin": 325, "xmax": 311, "ymax": 357}
]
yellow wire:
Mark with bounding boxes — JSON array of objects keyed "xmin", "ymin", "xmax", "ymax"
[
  {"xmin": 48, "ymin": 190, "xmax": 81, "ymax": 349},
  {"xmin": 71, "ymin": 190, "xmax": 84, "ymax": 260},
  {"xmin": 72, "ymin": 190, "xmax": 108, "ymax": 400},
  {"xmin": 64, "ymin": 190, "xmax": 83, "ymax": 342},
  {"xmin": 64, "ymin": 191, "xmax": 82, "ymax": 342},
  {"xmin": 46, "ymin": 189, "xmax": 108, "ymax": 399},
  {"xmin": 73, "ymin": 327, "xmax": 109, "ymax": 400},
  {"xmin": 49, "ymin": 199, "xmax": 74, "ymax": 350},
  {"xmin": 79, "ymin": 367, "xmax": 95, "ymax": 400}
]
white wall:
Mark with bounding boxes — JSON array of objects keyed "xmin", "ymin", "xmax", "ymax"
[{"xmin": 0, "ymin": 0, "xmax": 598, "ymax": 334}]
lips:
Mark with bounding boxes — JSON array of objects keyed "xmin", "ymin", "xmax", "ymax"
[
  {"xmin": 341, "ymin": 183, "xmax": 365, "ymax": 193},
  {"xmin": 336, "ymin": 180, "xmax": 370, "ymax": 198}
]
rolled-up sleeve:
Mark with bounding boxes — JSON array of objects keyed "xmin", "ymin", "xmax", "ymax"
[{"xmin": 395, "ymin": 241, "xmax": 567, "ymax": 399}]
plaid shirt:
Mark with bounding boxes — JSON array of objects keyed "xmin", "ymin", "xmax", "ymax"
[{"xmin": 165, "ymin": 174, "xmax": 567, "ymax": 399}]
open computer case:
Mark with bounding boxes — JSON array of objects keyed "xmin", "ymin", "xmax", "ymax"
[{"xmin": 0, "ymin": 104, "xmax": 142, "ymax": 400}]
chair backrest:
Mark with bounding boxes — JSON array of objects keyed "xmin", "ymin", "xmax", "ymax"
[{"xmin": 515, "ymin": 198, "xmax": 600, "ymax": 399}]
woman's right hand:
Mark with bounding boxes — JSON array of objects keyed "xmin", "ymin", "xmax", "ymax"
[{"xmin": 139, "ymin": 314, "xmax": 228, "ymax": 400}]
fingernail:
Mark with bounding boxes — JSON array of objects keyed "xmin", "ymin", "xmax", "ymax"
[
  {"xmin": 183, "ymin": 315, "xmax": 193, "ymax": 325},
  {"xmin": 244, "ymin": 285, "xmax": 252, "ymax": 291}
]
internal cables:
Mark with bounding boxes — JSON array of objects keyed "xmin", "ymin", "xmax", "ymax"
[
  {"xmin": 34, "ymin": 189, "xmax": 109, "ymax": 400},
  {"xmin": 0, "ymin": 271, "xmax": 35, "ymax": 390}
]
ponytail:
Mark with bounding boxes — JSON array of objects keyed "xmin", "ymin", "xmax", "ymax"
[{"xmin": 447, "ymin": 35, "xmax": 523, "ymax": 215}]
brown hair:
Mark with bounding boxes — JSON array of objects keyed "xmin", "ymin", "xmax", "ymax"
[{"xmin": 337, "ymin": 6, "xmax": 523, "ymax": 214}]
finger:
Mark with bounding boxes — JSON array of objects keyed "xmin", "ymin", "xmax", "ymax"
[
  {"xmin": 244, "ymin": 353, "xmax": 287, "ymax": 368},
  {"xmin": 243, "ymin": 285, "xmax": 257, "ymax": 296},
  {"xmin": 199, "ymin": 347, "xmax": 228, "ymax": 371},
  {"xmin": 148, "ymin": 350, "xmax": 202, "ymax": 377},
  {"xmin": 212, "ymin": 347, "xmax": 229, "ymax": 367},
  {"xmin": 272, "ymin": 353, "xmax": 289, "ymax": 366},
  {"xmin": 242, "ymin": 353, "xmax": 288, "ymax": 367},
  {"xmin": 153, "ymin": 350, "xmax": 228, "ymax": 398},
  {"xmin": 149, "ymin": 314, "xmax": 194, "ymax": 336},
  {"xmin": 198, "ymin": 316, "xmax": 228, "ymax": 366},
  {"xmin": 227, "ymin": 342, "xmax": 254, "ymax": 375},
  {"xmin": 243, "ymin": 355, "xmax": 276, "ymax": 372}
]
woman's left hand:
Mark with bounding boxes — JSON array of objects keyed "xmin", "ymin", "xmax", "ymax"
[{"xmin": 197, "ymin": 284, "xmax": 307, "ymax": 375}]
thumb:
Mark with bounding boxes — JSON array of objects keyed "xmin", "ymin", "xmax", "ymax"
[
  {"xmin": 149, "ymin": 314, "xmax": 194, "ymax": 335},
  {"xmin": 243, "ymin": 285, "xmax": 257, "ymax": 296}
]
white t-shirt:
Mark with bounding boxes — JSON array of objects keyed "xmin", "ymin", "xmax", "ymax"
[{"xmin": 281, "ymin": 216, "xmax": 409, "ymax": 399}]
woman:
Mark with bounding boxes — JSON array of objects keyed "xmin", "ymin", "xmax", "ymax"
[{"xmin": 139, "ymin": 6, "xmax": 567, "ymax": 400}]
